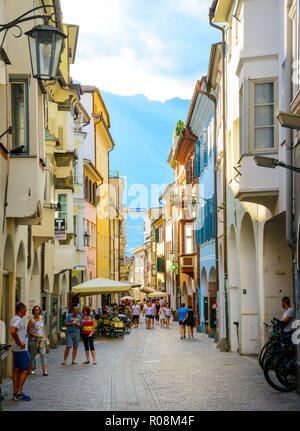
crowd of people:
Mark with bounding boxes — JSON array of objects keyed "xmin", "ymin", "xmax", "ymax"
[{"xmin": 9, "ymin": 297, "xmax": 197, "ymax": 401}]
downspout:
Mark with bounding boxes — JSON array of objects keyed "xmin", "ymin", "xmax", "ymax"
[
  {"xmin": 285, "ymin": 0, "xmax": 293, "ymax": 250},
  {"xmin": 197, "ymin": 80, "xmax": 219, "ymax": 337},
  {"xmin": 209, "ymin": 6, "xmax": 229, "ymax": 350},
  {"xmin": 284, "ymin": 0, "xmax": 300, "ymax": 394}
]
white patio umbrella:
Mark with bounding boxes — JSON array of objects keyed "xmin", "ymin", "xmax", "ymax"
[
  {"xmin": 148, "ymin": 291, "xmax": 168, "ymax": 298},
  {"xmin": 72, "ymin": 278, "xmax": 141, "ymax": 298}
]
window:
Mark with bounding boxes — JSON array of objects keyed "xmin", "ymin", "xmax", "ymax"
[
  {"xmin": 250, "ymin": 80, "xmax": 277, "ymax": 151},
  {"xmin": 58, "ymin": 194, "xmax": 67, "ymax": 227},
  {"xmin": 93, "ymin": 183, "xmax": 97, "ymax": 205},
  {"xmin": 10, "ymin": 79, "xmax": 29, "ymax": 152},
  {"xmin": 88, "ymin": 180, "xmax": 93, "ymax": 202},
  {"xmin": 73, "ymin": 215, "xmax": 78, "ymax": 247},
  {"xmin": 73, "ymin": 161, "xmax": 78, "ymax": 184},
  {"xmin": 253, "ymin": 82, "xmax": 275, "ymax": 150},
  {"xmin": 184, "ymin": 223, "xmax": 193, "ymax": 254}
]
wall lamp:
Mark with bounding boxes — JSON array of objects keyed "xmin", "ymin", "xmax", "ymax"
[
  {"xmin": 254, "ymin": 156, "xmax": 300, "ymax": 174},
  {"xmin": 0, "ymin": 5, "xmax": 66, "ymax": 81}
]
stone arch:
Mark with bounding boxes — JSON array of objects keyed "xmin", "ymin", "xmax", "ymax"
[
  {"xmin": 16, "ymin": 242, "xmax": 26, "ymax": 304},
  {"xmin": 201, "ymin": 267, "xmax": 208, "ymax": 297},
  {"xmin": 181, "ymin": 281, "xmax": 188, "ymax": 306},
  {"xmin": 53, "ymin": 274, "xmax": 60, "ymax": 295},
  {"xmin": 239, "ymin": 213, "xmax": 258, "ymax": 354},
  {"xmin": 3, "ymin": 234, "xmax": 14, "ymax": 272},
  {"xmin": 44, "ymin": 275, "xmax": 50, "ymax": 293},
  {"xmin": 208, "ymin": 267, "xmax": 216, "ymax": 283},
  {"xmin": 263, "ymin": 213, "xmax": 293, "ymax": 345},
  {"xmin": 32, "ymin": 252, "xmax": 39, "ymax": 276},
  {"xmin": 61, "ymin": 273, "xmax": 68, "ymax": 309},
  {"xmin": 228, "ymin": 224, "xmax": 240, "ymax": 352},
  {"xmin": 201, "ymin": 267, "xmax": 208, "ymax": 334},
  {"xmin": 30, "ymin": 251, "xmax": 40, "ymax": 308}
]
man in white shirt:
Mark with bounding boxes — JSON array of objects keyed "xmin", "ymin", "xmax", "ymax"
[
  {"xmin": 281, "ymin": 296, "xmax": 295, "ymax": 332},
  {"xmin": 131, "ymin": 301, "xmax": 141, "ymax": 328},
  {"xmin": 10, "ymin": 303, "xmax": 31, "ymax": 401}
]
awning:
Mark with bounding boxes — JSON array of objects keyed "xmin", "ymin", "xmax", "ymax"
[
  {"xmin": 140, "ymin": 286, "xmax": 155, "ymax": 294},
  {"xmin": 72, "ymin": 278, "xmax": 141, "ymax": 298},
  {"xmin": 148, "ymin": 291, "xmax": 168, "ymax": 298}
]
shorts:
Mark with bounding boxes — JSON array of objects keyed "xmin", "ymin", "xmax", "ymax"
[
  {"xmin": 66, "ymin": 332, "xmax": 80, "ymax": 348},
  {"xmin": 133, "ymin": 315, "xmax": 139, "ymax": 322},
  {"xmin": 146, "ymin": 315, "xmax": 152, "ymax": 319},
  {"xmin": 179, "ymin": 321, "xmax": 187, "ymax": 326},
  {"xmin": 13, "ymin": 350, "xmax": 30, "ymax": 371}
]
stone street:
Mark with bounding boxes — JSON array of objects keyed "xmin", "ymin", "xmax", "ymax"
[{"xmin": 3, "ymin": 317, "xmax": 300, "ymax": 411}]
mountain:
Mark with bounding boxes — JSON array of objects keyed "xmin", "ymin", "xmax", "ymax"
[{"xmin": 100, "ymin": 91, "xmax": 190, "ymax": 253}]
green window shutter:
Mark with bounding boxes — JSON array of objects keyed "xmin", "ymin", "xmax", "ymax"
[{"xmin": 155, "ymin": 228, "xmax": 159, "ymax": 243}]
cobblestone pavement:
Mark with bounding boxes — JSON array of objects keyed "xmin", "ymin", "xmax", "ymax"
[{"xmin": 3, "ymin": 317, "xmax": 300, "ymax": 411}]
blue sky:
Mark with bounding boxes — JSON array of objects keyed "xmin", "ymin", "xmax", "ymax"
[
  {"xmin": 61, "ymin": 0, "xmax": 220, "ymax": 252},
  {"xmin": 61, "ymin": 0, "xmax": 219, "ymax": 101}
]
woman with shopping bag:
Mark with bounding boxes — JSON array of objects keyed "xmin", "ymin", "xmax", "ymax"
[{"xmin": 27, "ymin": 305, "xmax": 49, "ymax": 376}]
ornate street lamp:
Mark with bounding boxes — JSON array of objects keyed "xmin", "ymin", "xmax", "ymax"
[
  {"xmin": 0, "ymin": 5, "xmax": 66, "ymax": 81},
  {"xmin": 25, "ymin": 23, "xmax": 66, "ymax": 80}
]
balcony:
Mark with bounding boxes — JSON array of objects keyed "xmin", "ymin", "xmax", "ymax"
[
  {"xmin": 54, "ymin": 152, "xmax": 77, "ymax": 190},
  {"xmin": 6, "ymin": 156, "xmax": 44, "ymax": 225},
  {"xmin": 32, "ymin": 208, "xmax": 55, "ymax": 249},
  {"xmin": 180, "ymin": 254, "xmax": 196, "ymax": 276},
  {"xmin": 234, "ymin": 155, "xmax": 279, "ymax": 212}
]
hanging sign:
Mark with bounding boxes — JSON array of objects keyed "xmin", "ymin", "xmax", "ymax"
[{"xmin": 54, "ymin": 218, "xmax": 66, "ymax": 240}]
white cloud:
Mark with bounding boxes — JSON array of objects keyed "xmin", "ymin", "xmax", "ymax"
[
  {"xmin": 69, "ymin": 52, "xmax": 195, "ymax": 101},
  {"xmin": 165, "ymin": 0, "xmax": 210, "ymax": 22},
  {"xmin": 61, "ymin": 0, "xmax": 207, "ymax": 101}
]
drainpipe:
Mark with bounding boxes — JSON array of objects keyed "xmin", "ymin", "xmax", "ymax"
[
  {"xmin": 209, "ymin": 6, "xmax": 229, "ymax": 350},
  {"xmin": 197, "ymin": 79, "xmax": 219, "ymax": 339},
  {"xmin": 284, "ymin": 0, "xmax": 300, "ymax": 394}
]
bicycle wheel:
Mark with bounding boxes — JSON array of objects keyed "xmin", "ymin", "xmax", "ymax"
[
  {"xmin": 259, "ymin": 341, "xmax": 272, "ymax": 369},
  {"xmin": 261, "ymin": 341, "xmax": 279, "ymax": 369},
  {"xmin": 264, "ymin": 353, "xmax": 294, "ymax": 392},
  {"xmin": 275, "ymin": 354, "xmax": 296, "ymax": 391}
]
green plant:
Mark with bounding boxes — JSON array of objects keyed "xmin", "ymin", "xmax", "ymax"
[{"xmin": 175, "ymin": 120, "xmax": 184, "ymax": 136}]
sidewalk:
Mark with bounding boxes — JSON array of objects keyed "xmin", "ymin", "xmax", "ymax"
[{"xmin": 3, "ymin": 317, "xmax": 300, "ymax": 411}]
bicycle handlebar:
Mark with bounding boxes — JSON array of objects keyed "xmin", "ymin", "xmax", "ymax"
[{"xmin": 0, "ymin": 344, "xmax": 11, "ymax": 351}]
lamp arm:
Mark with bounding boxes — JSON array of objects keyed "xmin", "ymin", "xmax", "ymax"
[
  {"xmin": 0, "ymin": 5, "xmax": 60, "ymax": 51},
  {"xmin": 276, "ymin": 161, "xmax": 300, "ymax": 173}
]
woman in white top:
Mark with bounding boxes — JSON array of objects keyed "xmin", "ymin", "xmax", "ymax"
[
  {"xmin": 159, "ymin": 304, "xmax": 166, "ymax": 328},
  {"xmin": 165, "ymin": 303, "xmax": 172, "ymax": 328},
  {"xmin": 145, "ymin": 303, "xmax": 153, "ymax": 329},
  {"xmin": 27, "ymin": 305, "xmax": 48, "ymax": 376}
]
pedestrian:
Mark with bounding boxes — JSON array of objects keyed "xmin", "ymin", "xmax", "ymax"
[
  {"xmin": 131, "ymin": 301, "xmax": 141, "ymax": 328},
  {"xmin": 82, "ymin": 306, "xmax": 97, "ymax": 365},
  {"xmin": 61, "ymin": 306, "xmax": 83, "ymax": 365},
  {"xmin": 183, "ymin": 305, "xmax": 195, "ymax": 339},
  {"xmin": 145, "ymin": 301, "xmax": 154, "ymax": 329},
  {"xmin": 178, "ymin": 303, "xmax": 189, "ymax": 339},
  {"xmin": 280, "ymin": 296, "xmax": 295, "ymax": 332},
  {"xmin": 165, "ymin": 303, "xmax": 172, "ymax": 328},
  {"xmin": 27, "ymin": 305, "xmax": 48, "ymax": 376},
  {"xmin": 151, "ymin": 300, "xmax": 156, "ymax": 328},
  {"xmin": 10, "ymin": 303, "xmax": 31, "ymax": 401},
  {"xmin": 155, "ymin": 299, "xmax": 160, "ymax": 324},
  {"xmin": 159, "ymin": 303, "xmax": 166, "ymax": 328}
]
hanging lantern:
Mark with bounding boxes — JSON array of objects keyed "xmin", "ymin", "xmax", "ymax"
[{"xmin": 25, "ymin": 24, "xmax": 66, "ymax": 80}]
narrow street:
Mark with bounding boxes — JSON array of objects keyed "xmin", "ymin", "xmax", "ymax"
[{"xmin": 3, "ymin": 317, "xmax": 300, "ymax": 412}]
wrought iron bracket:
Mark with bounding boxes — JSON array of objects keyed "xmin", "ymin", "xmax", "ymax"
[{"xmin": 0, "ymin": 5, "xmax": 61, "ymax": 50}]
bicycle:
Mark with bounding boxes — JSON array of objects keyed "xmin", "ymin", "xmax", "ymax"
[
  {"xmin": 263, "ymin": 319, "xmax": 296, "ymax": 392},
  {"xmin": 0, "ymin": 344, "xmax": 11, "ymax": 411},
  {"xmin": 259, "ymin": 319, "xmax": 281, "ymax": 369}
]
